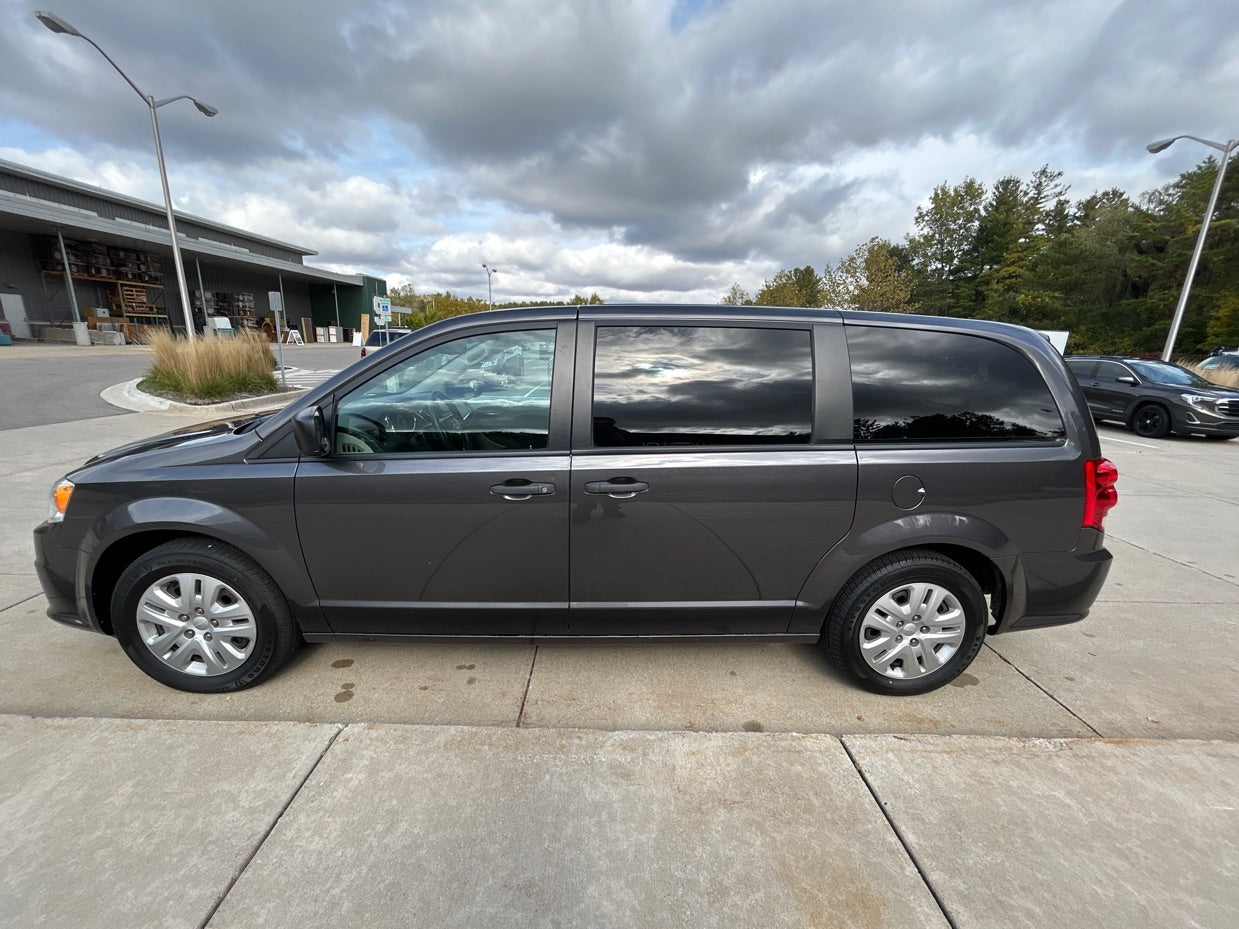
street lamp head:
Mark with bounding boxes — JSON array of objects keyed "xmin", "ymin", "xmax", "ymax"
[
  {"xmin": 1147, "ymin": 138, "xmax": 1177, "ymax": 154},
  {"xmin": 192, "ymin": 99, "xmax": 218, "ymax": 118},
  {"xmin": 35, "ymin": 10, "xmax": 81, "ymax": 36}
]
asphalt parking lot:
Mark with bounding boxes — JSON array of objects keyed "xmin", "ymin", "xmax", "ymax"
[{"xmin": 1, "ymin": 351, "xmax": 1236, "ymax": 928}]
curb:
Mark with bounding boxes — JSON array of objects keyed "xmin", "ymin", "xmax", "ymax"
[{"xmin": 101, "ymin": 378, "xmax": 306, "ymax": 414}]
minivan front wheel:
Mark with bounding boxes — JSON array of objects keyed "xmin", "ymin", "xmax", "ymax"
[
  {"xmin": 1130, "ymin": 404, "xmax": 1171, "ymax": 438},
  {"xmin": 110, "ymin": 539, "xmax": 299, "ymax": 693},
  {"xmin": 825, "ymin": 551, "xmax": 987, "ymax": 695}
]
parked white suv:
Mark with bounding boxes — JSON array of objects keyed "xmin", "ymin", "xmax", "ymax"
[{"xmin": 360, "ymin": 327, "xmax": 412, "ymax": 357}]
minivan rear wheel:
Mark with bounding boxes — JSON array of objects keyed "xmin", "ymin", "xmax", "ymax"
[
  {"xmin": 110, "ymin": 539, "xmax": 300, "ymax": 693},
  {"xmin": 824, "ymin": 550, "xmax": 987, "ymax": 695}
]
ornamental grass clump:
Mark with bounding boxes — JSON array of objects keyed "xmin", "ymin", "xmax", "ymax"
[
  {"xmin": 141, "ymin": 329, "xmax": 279, "ymax": 402},
  {"xmin": 1184, "ymin": 361, "xmax": 1239, "ymax": 390}
]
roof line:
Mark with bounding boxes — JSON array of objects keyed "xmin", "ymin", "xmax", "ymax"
[{"xmin": 0, "ymin": 156, "xmax": 319, "ymax": 256}]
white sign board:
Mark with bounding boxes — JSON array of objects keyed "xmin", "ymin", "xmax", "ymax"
[
  {"xmin": 372, "ymin": 295, "xmax": 392, "ymax": 325},
  {"xmin": 1038, "ymin": 330, "xmax": 1070, "ymax": 354}
]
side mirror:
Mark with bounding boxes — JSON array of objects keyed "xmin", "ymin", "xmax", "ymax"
[
  {"xmin": 292, "ymin": 406, "xmax": 330, "ymax": 457},
  {"xmin": 1116, "ymin": 376, "xmax": 1138, "ymax": 385}
]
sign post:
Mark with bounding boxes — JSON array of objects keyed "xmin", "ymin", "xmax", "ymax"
[{"xmin": 269, "ymin": 290, "xmax": 287, "ymax": 388}]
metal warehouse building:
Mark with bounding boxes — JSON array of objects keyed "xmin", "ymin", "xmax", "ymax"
[{"xmin": 0, "ymin": 158, "xmax": 386, "ymax": 344}]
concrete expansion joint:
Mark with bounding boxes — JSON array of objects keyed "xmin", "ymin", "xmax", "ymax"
[
  {"xmin": 840, "ymin": 738, "xmax": 961, "ymax": 929},
  {"xmin": 195, "ymin": 723, "xmax": 345, "ymax": 929},
  {"xmin": 982, "ymin": 642, "xmax": 1104, "ymax": 737}
]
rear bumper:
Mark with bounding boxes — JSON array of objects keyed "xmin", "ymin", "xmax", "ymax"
[{"xmin": 995, "ymin": 544, "xmax": 1112, "ymax": 633}]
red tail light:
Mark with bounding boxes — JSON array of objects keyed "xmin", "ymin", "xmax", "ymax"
[{"xmin": 1083, "ymin": 458, "xmax": 1118, "ymax": 531}]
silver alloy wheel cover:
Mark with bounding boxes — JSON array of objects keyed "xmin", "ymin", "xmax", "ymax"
[
  {"xmin": 859, "ymin": 581, "xmax": 967, "ymax": 679},
  {"xmin": 135, "ymin": 572, "xmax": 257, "ymax": 676}
]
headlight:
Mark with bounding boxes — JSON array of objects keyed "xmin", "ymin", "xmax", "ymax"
[
  {"xmin": 48, "ymin": 479, "xmax": 75, "ymax": 523},
  {"xmin": 1181, "ymin": 393, "xmax": 1219, "ymax": 413}
]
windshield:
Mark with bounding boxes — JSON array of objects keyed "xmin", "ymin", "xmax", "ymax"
[{"xmin": 1128, "ymin": 361, "xmax": 1211, "ymax": 388}]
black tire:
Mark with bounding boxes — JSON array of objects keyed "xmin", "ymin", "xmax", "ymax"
[
  {"xmin": 1129, "ymin": 403, "xmax": 1171, "ymax": 438},
  {"xmin": 824, "ymin": 550, "xmax": 988, "ymax": 695},
  {"xmin": 110, "ymin": 538, "xmax": 300, "ymax": 693}
]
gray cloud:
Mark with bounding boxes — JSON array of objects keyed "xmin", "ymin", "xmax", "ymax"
[{"xmin": 3, "ymin": 0, "xmax": 1238, "ymax": 299}]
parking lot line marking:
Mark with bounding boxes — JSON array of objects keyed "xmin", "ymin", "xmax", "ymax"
[{"xmin": 1102, "ymin": 436, "xmax": 1159, "ymax": 449}]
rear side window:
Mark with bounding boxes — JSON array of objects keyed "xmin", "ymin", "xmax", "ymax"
[
  {"xmin": 847, "ymin": 327, "xmax": 1065, "ymax": 443},
  {"xmin": 1094, "ymin": 360, "xmax": 1131, "ymax": 381},
  {"xmin": 1065, "ymin": 358, "xmax": 1096, "ymax": 379},
  {"xmin": 592, "ymin": 326, "xmax": 813, "ymax": 447}
]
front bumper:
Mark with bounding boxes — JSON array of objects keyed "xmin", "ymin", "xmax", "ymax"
[
  {"xmin": 33, "ymin": 521, "xmax": 100, "ymax": 633},
  {"xmin": 1171, "ymin": 406, "xmax": 1239, "ymax": 437}
]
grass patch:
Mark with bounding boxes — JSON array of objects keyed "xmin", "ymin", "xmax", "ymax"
[
  {"xmin": 140, "ymin": 329, "xmax": 280, "ymax": 403},
  {"xmin": 1182, "ymin": 360, "xmax": 1239, "ymax": 389}
]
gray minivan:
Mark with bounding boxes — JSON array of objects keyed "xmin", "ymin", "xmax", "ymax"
[{"xmin": 35, "ymin": 306, "xmax": 1117, "ymax": 695}]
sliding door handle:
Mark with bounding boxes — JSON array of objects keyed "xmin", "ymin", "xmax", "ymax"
[{"xmin": 584, "ymin": 478, "xmax": 649, "ymax": 498}]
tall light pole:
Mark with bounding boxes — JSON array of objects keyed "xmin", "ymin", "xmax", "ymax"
[
  {"xmin": 482, "ymin": 263, "xmax": 497, "ymax": 310},
  {"xmin": 1146, "ymin": 134, "xmax": 1238, "ymax": 361},
  {"xmin": 37, "ymin": 10, "xmax": 217, "ymax": 340}
]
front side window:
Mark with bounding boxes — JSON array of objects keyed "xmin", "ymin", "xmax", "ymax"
[
  {"xmin": 591, "ymin": 326, "xmax": 813, "ymax": 447},
  {"xmin": 1128, "ymin": 360, "xmax": 1210, "ymax": 388},
  {"xmin": 849, "ymin": 327, "xmax": 1065, "ymax": 443},
  {"xmin": 335, "ymin": 329, "xmax": 556, "ymax": 454}
]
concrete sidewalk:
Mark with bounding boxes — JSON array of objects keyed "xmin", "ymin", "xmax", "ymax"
[
  {"xmin": 3, "ymin": 716, "xmax": 1234, "ymax": 929},
  {"xmin": 2, "ymin": 393, "xmax": 1237, "ymax": 927}
]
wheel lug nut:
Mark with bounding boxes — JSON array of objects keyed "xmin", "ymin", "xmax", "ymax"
[
  {"xmin": 204, "ymin": 632, "xmax": 213, "ymax": 641},
  {"xmin": 210, "ymin": 619, "xmax": 219, "ymax": 627},
  {"xmin": 896, "ymin": 635, "xmax": 903, "ymax": 642},
  {"xmin": 196, "ymin": 608, "xmax": 205, "ymax": 615},
  {"xmin": 178, "ymin": 614, "xmax": 189, "ymax": 621},
  {"xmin": 185, "ymin": 629, "xmax": 195, "ymax": 638},
  {"xmin": 921, "ymin": 626, "xmax": 929, "ymax": 633},
  {"xmin": 911, "ymin": 638, "xmax": 920, "ymax": 646}
]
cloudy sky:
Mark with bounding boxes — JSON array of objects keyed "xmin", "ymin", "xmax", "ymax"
[{"xmin": 2, "ymin": 0, "xmax": 1237, "ymax": 303}]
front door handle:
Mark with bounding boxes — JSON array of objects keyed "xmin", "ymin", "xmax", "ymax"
[
  {"xmin": 584, "ymin": 478, "xmax": 649, "ymax": 499},
  {"xmin": 490, "ymin": 480, "xmax": 556, "ymax": 500}
]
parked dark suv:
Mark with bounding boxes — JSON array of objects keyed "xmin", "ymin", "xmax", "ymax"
[
  {"xmin": 36, "ymin": 306, "xmax": 1117, "ymax": 696},
  {"xmin": 1066, "ymin": 355, "xmax": 1239, "ymax": 439}
]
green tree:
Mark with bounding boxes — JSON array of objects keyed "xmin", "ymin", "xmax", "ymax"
[
  {"xmin": 753, "ymin": 266, "xmax": 824, "ymax": 307},
  {"xmin": 822, "ymin": 237, "xmax": 918, "ymax": 312},
  {"xmin": 904, "ymin": 177, "xmax": 986, "ymax": 315},
  {"xmin": 721, "ymin": 282, "xmax": 751, "ymax": 305},
  {"xmin": 1140, "ymin": 152, "xmax": 1239, "ymax": 354}
]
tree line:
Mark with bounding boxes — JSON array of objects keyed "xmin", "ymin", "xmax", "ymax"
[
  {"xmin": 725, "ymin": 158, "xmax": 1239, "ymax": 356},
  {"xmin": 387, "ymin": 286, "xmax": 603, "ymax": 328}
]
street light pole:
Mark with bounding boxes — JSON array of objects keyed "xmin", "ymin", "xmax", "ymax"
[
  {"xmin": 1146, "ymin": 133, "xmax": 1238, "ymax": 361},
  {"xmin": 37, "ymin": 10, "xmax": 217, "ymax": 341},
  {"xmin": 481, "ymin": 264, "xmax": 497, "ymax": 310}
]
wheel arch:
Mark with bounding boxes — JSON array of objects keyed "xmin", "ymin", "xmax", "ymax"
[
  {"xmin": 80, "ymin": 497, "xmax": 323, "ymax": 636},
  {"xmin": 791, "ymin": 516, "xmax": 1010, "ymax": 636}
]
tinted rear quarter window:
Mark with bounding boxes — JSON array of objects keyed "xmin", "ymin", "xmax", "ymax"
[{"xmin": 848, "ymin": 326, "xmax": 1065, "ymax": 443}]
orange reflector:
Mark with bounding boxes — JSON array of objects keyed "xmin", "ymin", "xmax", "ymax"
[{"xmin": 52, "ymin": 481, "xmax": 74, "ymax": 518}]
